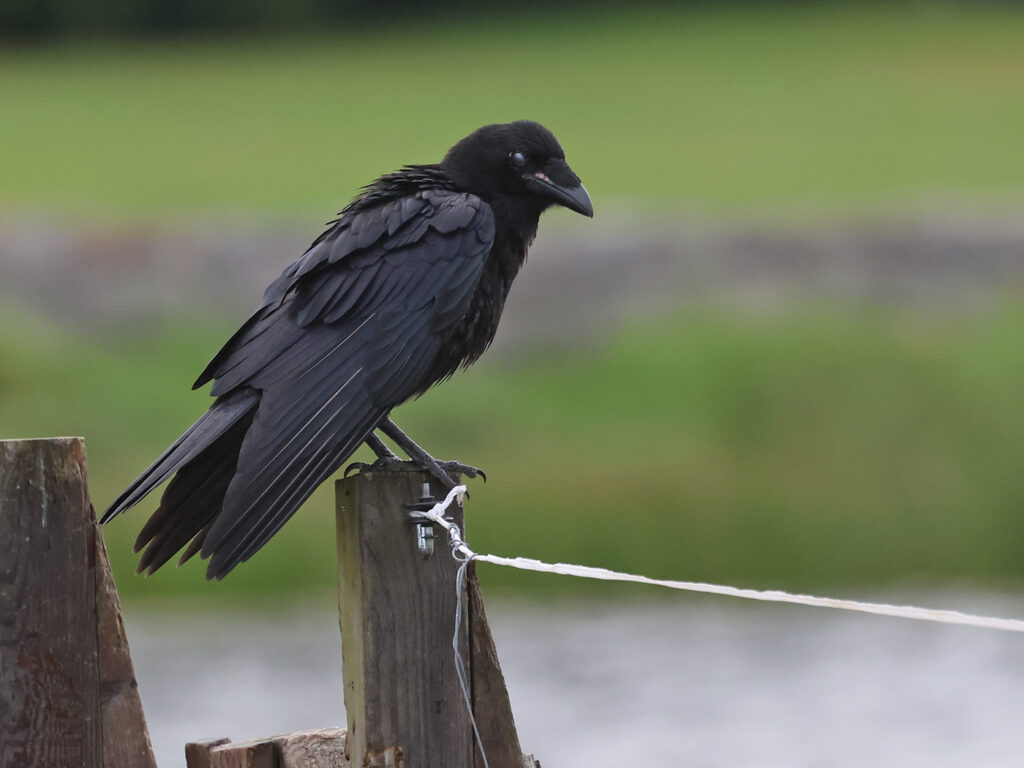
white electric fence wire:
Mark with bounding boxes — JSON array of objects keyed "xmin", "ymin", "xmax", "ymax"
[
  {"xmin": 417, "ymin": 484, "xmax": 1024, "ymax": 768},
  {"xmin": 451, "ymin": 543, "xmax": 487, "ymax": 768},
  {"xmin": 475, "ymin": 554, "xmax": 1024, "ymax": 632},
  {"xmin": 419, "ymin": 484, "xmax": 1024, "ymax": 633}
]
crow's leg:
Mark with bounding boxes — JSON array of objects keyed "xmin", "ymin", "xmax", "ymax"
[
  {"xmin": 379, "ymin": 418, "xmax": 486, "ymax": 489},
  {"xmin": 344, "ymin": 430, "xmax": 407, "ymax": 478},
  {"xmin": 366, "ymin": 433, "xmax": 400, "ymax": 462},
  {"xmin": 344, "ymin": 420, "xmax": 486, "ymax": 489}
]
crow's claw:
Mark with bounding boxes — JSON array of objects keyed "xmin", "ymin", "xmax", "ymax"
[
  {"xmin": 407, "ymin": 453, "xmax": 487, "ymax": 493},
  {"xmin": 435, "ymin": 461, "xmax": 486, "ymax": 483},
  {"xmin": 344, "ymin": 457, "xmax": 416, "ymax": 477},
  {"xmin": 343, "ymin": 461, "xmax": 370, "ymax": 478}
]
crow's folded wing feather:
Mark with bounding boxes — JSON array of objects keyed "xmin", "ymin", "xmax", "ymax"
[{"xmin": 196, "ymin": 189, "xmax": 495, "ymax": 578}]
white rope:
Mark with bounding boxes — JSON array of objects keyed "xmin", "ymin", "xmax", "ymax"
[
  {"xmin": 474, "ymin": 555, "xmax": 1024, "ymax": 632},
  {"xmin": 417, "ymin": 484, "xmax": 1024, "ymax": 634}
]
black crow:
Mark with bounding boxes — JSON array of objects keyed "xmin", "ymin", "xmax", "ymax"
[{"xmin": 102, "ymin": 120, "xmax": 593, "ymax": 580}]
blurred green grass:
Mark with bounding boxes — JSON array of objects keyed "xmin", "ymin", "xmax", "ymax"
[
  {"xmin": 4, "ymin": 3, "xmax": 1024, "ymax": 602},
  {"xmin": 3, "ymin": 3, "xmax": 1024, "ymax": 216},
  {"xmin": 3, "ymin": 303, "xmax": 1024, "ymax": 601}
]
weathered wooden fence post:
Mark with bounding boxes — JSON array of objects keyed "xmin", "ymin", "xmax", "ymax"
[
  {"xmin": 336, "ymin": 469, "xmax": 538, "ymax": 768},
  {"xmin": 336, "ymin": 470, "xmax": 473, "ymax": 767},
  {"xmin": 0, "ymin": 437, "xmax": 156, "ymax": 768}
]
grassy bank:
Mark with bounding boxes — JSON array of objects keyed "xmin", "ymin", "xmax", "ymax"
[
  {"xmin": 3, "ymin": 302, "xmax": 1024, "ymax": 602},
  {"xmin": 2, "ymin": 4, "xmax": 1024, "ymax": 216}
]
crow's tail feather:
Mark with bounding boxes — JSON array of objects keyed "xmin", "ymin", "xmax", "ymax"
[
  {"xmin": 133, "ymin": 409, "xmax": 255, "ymax": 575},
  {"xmin": 100, "ymin": 387, "xmax": 260, "ymax": 526}
]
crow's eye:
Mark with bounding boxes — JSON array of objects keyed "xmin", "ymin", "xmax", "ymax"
[{"xmin": 509, "ymin": 151, "xmax": 527, "ymax": 169}]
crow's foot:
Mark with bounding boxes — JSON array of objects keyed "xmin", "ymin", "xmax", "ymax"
[
  {"xmin": 380, "ymin": 418, "xmax": 486, "ymax": 490},
  {"xmin": 346, "ymin": 422, "xmax": 487, "ymax": 493},
  {"xmin": 344, "ymin": 455, "xmax": 484, "ymax": 492},
  {"xmin": 343, "ymin": 418, "xmax": 488, "ymax": 492},
  {"xmin": 412, "ymin": 455, "xmax": 486, "ymax": 493}
]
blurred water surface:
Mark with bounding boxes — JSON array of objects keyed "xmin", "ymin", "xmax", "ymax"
[{"xmin": 127, "ymin": 592, "xmax": 1024, "ymax": 768}]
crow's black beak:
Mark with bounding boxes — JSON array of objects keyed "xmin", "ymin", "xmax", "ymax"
[{"xmin": 525, "ymin": 170, "xmax": 594, "ymax": 218}]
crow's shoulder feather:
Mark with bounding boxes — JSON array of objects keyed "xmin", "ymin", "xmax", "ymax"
[{"xmin": 193, "ymin": 173, "xmax": 494, "ymax": 391}]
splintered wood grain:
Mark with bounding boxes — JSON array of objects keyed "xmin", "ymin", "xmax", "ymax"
[
  {"xmin": 187, "ymin": 729, "xmax": 349, "ymax": 768},
  {"xmin": 208, "ymin": 739, "xmax": 277, "ymax": 768},
  {"xmin": 467, "ymin": 563, "xmax": 527, "ymax": 768},
  {"xmin": 277, "ymin": 727, "xmax": 348, "ymax": 767},
  {"xmin": 336, "ymin": 470, "xmax": 473, "ymax": 768},
  {"xmin": 95, "ymin": 528, "xmax": 158, "ymax": 768},
  {"xmin": 0, "ymin": 437, "xmax": 100, "ymax": 768}
]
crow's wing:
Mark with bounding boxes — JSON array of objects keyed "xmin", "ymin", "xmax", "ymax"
[{"xmin": 198, "ymin": 189, "xmax": 495, "ymax": 578}]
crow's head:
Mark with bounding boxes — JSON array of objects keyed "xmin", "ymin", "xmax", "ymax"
[{"xmin": 441, "ymin": 120, "xmax": 593, "ymax": 219}]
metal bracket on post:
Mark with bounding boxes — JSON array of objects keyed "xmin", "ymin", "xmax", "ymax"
[{"xmin": 405, "ymin": 482, "xmax": 436, "ymax": 559}]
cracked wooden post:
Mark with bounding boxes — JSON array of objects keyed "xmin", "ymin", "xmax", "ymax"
[
  {"xmin": 336, "ymin": 468, "xmax": 537, "ymax": 768},
  {"xmin": 0, "ymin": 437, "xmax": 156, "ymax": 768}
]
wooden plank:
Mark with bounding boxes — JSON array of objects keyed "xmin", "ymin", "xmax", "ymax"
[
  {"xmin": 0, "ymin": 437, "xmax": 101, "ymax": 768},
  {"xmin": 95, "ymin": 526, "xmax": 158, "ymax": 768},
  {"xmin": 277, "ymin": 727, "xmax": 348, "ymax": 767},
  {"xmin": 208, "ymin": 739, "xmax": 277, "ymax": 768},
  {"xmin": 185, "ymin": 738, "xmax": 233, "ymax": 768},
  {"xmin": 187, "ymin": 729, "xmax": 348, "ymax": 768},
  {"xmin": 336, "ymin": 470, "xmax": 473, "ymax": 768}
]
